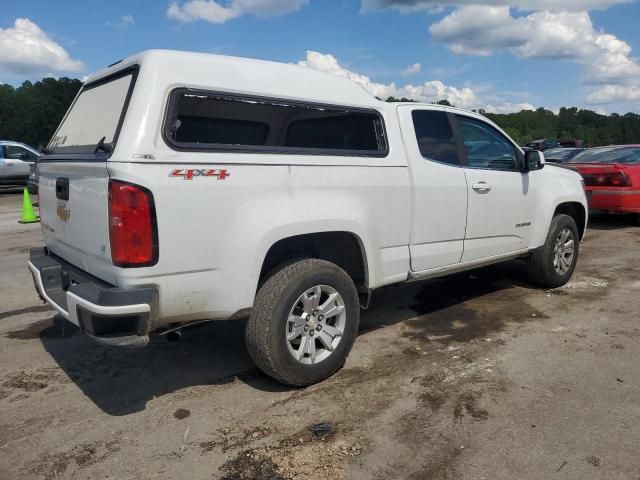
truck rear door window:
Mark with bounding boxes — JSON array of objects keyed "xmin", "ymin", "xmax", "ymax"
[
  {"xmin": 411, "ymin": 110, "xmax": 460, "ymax": 166},
  {"xmin": 166, "ymin": 90, "xmax": 387, "ymax": 156}
]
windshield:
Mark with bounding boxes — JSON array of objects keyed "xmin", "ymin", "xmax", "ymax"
[
  {"xmin": 568, "ymin": 147, "xmax": 640, "ymax": 164},
  {"xmin": 48, "ymin": 70, "xmax": 135, "ymax": 153},
  {"xmin": 545, "ymin": 148, "xmax": 578, "ymax": 160}
]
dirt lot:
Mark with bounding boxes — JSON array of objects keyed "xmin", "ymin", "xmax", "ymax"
[{"xmin": 0, "ymin": 190, "xmax": 638, "ymax": 480}]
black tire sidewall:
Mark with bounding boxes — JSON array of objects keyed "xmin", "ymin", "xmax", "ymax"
[{"xmin": 266, "ymin": 264, "xmax": 359, "ymax": 386}]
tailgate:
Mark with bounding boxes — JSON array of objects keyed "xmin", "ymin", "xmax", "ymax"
[{"xmin": 38, "ymin": 161, "xmax": 116, "ymax": 285}]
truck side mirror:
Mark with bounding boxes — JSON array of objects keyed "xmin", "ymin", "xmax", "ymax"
[{"xmin": 524, "ymin": 150, "xmax": 545, "ymax": 172}]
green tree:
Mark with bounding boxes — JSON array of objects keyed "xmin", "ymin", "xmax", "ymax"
[{"xmin": 0, "ymin": 77, "xmax": 82, "ymax": 147}]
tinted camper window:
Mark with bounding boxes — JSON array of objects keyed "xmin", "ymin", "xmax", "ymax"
[
  {"xmin": 174, "ymin": 116, "xmax": 269, "ymax": 146},
  {"xmin": 166, "ymin": 90, "xmax": 387, "ymax": 156}
]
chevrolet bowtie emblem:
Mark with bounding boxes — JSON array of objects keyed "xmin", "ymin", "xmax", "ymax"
[{"xmin": 57, "ymin": 203, "xmax": 70, "ymax": 222}]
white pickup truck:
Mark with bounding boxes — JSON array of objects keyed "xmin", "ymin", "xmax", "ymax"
[{"xmin": 29, "ymin": 50, "xmax": 587, "ymax": 386}]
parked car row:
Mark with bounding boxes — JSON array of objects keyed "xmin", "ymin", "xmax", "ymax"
[
  {"xmin": 524, "ymin": 139, "xmax": 561, "ymax": 151},
  {"xmin": 524, "ymin": 139, "xmax": 585, "ymax": 151}
]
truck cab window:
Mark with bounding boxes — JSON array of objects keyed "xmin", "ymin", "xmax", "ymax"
[
  {"xmin": 457, "ymin": 116, "xmax": 519, "ymax": 171},
  {"xmin": 411, "ymin": 110, "xmax": 460, "ymax": 166}
]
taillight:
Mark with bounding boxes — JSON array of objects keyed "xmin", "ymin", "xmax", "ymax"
[
  {"xmin": 582, "ymin": 172, "xmax": 630, "ymax": 187},
  {"xmin": 108, "ymin": 180, "xmax": 158, "ymax": 267}
]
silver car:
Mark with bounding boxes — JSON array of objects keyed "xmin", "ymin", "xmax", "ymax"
[{"xmin": 0, "ymin": 141, "xmax": 39, "ymax": 187}]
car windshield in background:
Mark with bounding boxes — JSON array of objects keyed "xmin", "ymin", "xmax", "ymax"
[
  {"xmin": 568, "ymin": 147, "xmax": 640, "ymax": 164},
  {"xmin": 48, "ymin": 71, "xmax": 135, "ymax": 154},
  {"xmin": 544, "ymin": 148, "xmax": 581, "ymax": 161}
]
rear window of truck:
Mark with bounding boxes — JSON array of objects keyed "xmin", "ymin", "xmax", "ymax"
[
  {"xmin": 164, "ymin": 90, "xmax": 388, "ymax": 157},
  {"xmin": 48, "ymin": 68, "xmax": 137, "ymax": 154}
]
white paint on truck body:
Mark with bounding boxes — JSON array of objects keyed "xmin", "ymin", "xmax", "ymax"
[{"xmin": 37, "ymin": 49, "xmax": 588, "ymax": 328}]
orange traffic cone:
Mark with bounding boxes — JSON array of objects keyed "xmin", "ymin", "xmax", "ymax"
[{"xmin": 18, "ymin": 188, "xmax": 39, "ymax": 224}]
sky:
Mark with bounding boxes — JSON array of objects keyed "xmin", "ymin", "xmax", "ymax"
[{"xmin": 1, "ymin": 0, "xmax": 640, "ymax": 114}]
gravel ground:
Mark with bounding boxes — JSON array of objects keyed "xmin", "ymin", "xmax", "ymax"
[{"xmin": 0, "ymin": 190, "xmax": 638, "ymax": 480}]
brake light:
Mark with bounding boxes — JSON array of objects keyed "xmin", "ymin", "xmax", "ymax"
[
  {"xmin": 582, "ymin": 172, "xmax": 630, "ymax": 187},
  {"xmin": 108, "ymin": 180, "xmax": 157, "ymax": 267}
]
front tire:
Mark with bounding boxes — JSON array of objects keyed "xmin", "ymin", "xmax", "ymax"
[
  {"xmin": 527, "ymin": 214, "xmax": 580, "ymax": 288},
  {"xmin": 246, "ymin": 259, "xmax": 360, "ymax": 386}
]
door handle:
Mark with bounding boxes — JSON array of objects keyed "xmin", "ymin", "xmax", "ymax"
[{"xmin": 472, "ymin": 181, "xmax": 492, "ymax": 192}]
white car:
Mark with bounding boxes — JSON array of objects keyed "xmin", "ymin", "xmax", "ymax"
[
  {"xmin": 0, "ymin": 140, "xmax": 38, "ymax": 187},
  {"xmin": 29, "ymin": 50, "xmax": 588, "ymax": 385}
]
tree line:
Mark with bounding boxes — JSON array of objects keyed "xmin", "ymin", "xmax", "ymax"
[
  {"xmin": 386, "ymin": 97, "xmax": 640, "ymax": 147},
  {"xmin": 0, "ymin": 78, "xmax": 83, "ymax": 148},
  {"xmin": 1, "ymin": 77, "xmax": 639, "ymax": 148}
]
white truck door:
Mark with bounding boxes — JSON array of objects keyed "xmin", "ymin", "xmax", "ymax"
[
  {"xmin": 454, "ymin": 114, "xmax": 534, "ymax": 262},
  {"xmin": 398, "ymin": 106, "xmax": 468, "ymax": 271}
]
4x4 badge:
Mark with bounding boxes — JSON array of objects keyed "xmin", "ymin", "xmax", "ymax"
[{"xmin": 169, "ymin": 168, "xmax": 230, "ymax": 180}]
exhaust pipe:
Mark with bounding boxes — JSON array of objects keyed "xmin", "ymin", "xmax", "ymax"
[{"xmin": 162, "ymin": 319, "xmax": 211, "ymax": 342}]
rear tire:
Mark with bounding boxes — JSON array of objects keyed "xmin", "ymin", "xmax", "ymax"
[
  {"xmin": 527, "ymin": 214, "xmax": 579, "ymax": 288},
  {"xmin": 246, "ymin": 259, "xmax": 360, "ymax": 386}
]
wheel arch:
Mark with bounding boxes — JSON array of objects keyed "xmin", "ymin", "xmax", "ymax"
[
  {"xmin": 554, "ymin": 201, "xmax": 587, "ymax": 240},
  {"xmin": 257, "ymin": 231, "xmax": 370, "ymax": 298}
]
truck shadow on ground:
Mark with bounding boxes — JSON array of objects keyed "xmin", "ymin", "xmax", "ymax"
[
  {"xmin": 38, "ymin": 259, "xmax": 536, "ymax": 416},
  {"xmin": 587, "ymin": 212, "xmax": 638, "ymax": 230}
]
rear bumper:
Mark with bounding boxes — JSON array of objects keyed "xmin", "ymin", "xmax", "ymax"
[
  {"xmin": 28, "ymin": 247, "xmax": 157, "ymax": 347},
  {"xmin": 587, "ymin": 189, "xmax": 640, "ymax": 213}
]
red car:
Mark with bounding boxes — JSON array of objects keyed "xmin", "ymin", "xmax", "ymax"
[{"xmin": 566, "ymin": 145, "xmax": 640, "ymax": 218}]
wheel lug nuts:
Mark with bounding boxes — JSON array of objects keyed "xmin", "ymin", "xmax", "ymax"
[
  {"xmin": 316, "ymin": 325, "xmax": 322, "ymax": 331},
  {"xmin": 318, "ymin": 315, "xmax": 324, "ymax": 320},
  {"xmin": 304, "ymin": 325, "xmax": 308, "ymax": 331},
  {"xmin": 310, "ymin": 330, "xmax": 314, "ymax": 337},
  {"xmin": 313, "ymin": 310, "xmax": 318, "ymax": 316}
]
